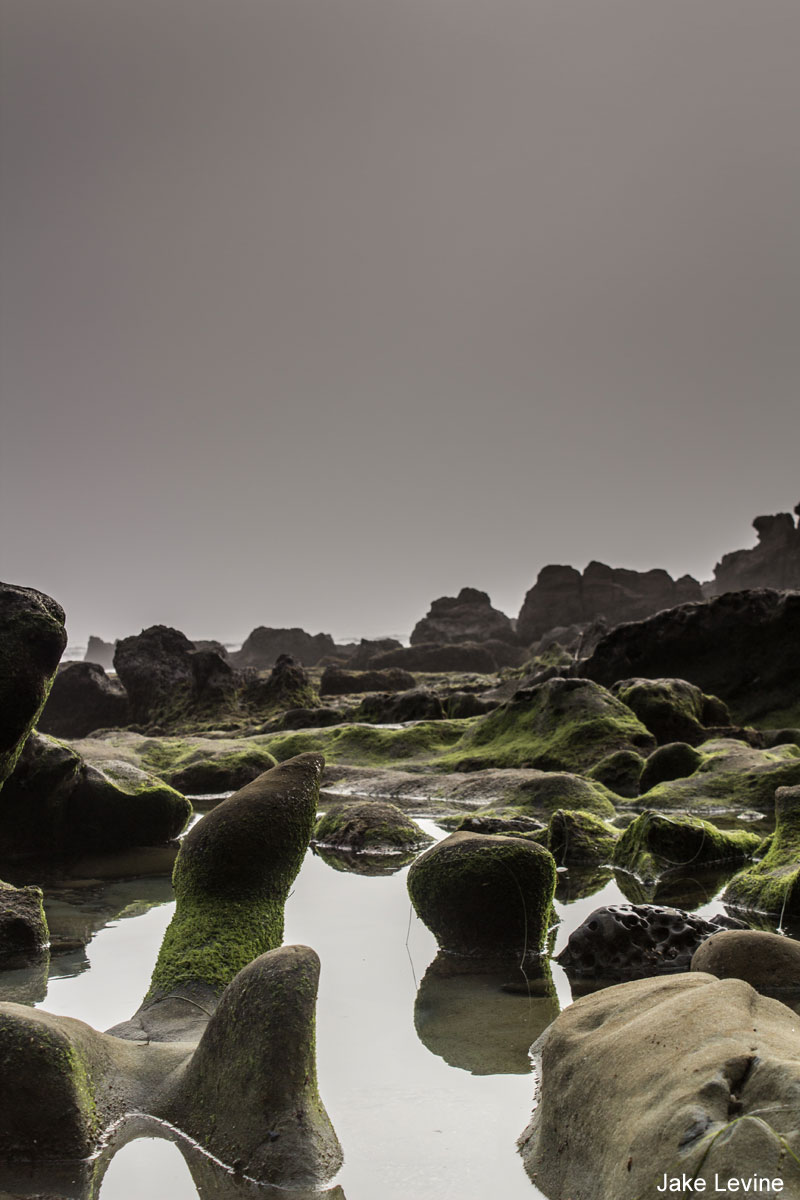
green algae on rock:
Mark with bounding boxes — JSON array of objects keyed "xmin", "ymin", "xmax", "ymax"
[
  {"xmin": 543, "ymin": 809, "xmax": 619, "ymax": 867},
  {"xmin": 0, "ymin": 582, "xmax": 67, "ymax": 789},
  {"xmin": 146, "ymin": 753, "xmax": 322, "ymax": 1000},
  {"xmin": 723, "ymin": 783, "xmax": 800, "ymax": 917},
  {"xmin": 639, "ymin": 740, "xmax": 703, "ymax": 792},
  {"xmin": 611, "ymin": 677, "xmax": 729, "ymax": 745},
  {"xmin": 437, "ymin": 678, "xmax": 655, "ymax": 773},
  {"xmin": 613, "ymin": 809, "xmax": 760, "ymax": 883},
  {"xmin": 638, "ymin": 737, "xmax": 800, "ymax": 815},
  {"xmin": 263, "ymin": 719, "xmax": 469, "ymax": 766},
  {"xmin": 586, "ymin": 748, "xmax": 644, "ymax": 798},
  {"xmin": 407, "ymin": 831, "xmax": 557, "ymax": 958},
  {"xmin": 313, "ymin": 800, "xmax": 432, "ymax": 853}
]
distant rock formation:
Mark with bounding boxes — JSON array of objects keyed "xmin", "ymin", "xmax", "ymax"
[
  {"xmin": 410, "ymin": 587, "xmax": 517, "ymax": 646},
  {"xmin": 84, "ymin": 635, "xmax": 116, "ymax": 670},
  {"xmin": 231, "ymin": 626, "xmax": 336, "ymax": 668},
  {"xmin": 707, "ymin": 504, "xmax": 800, "ymax": 595},
  {"xmin": 517, "ymin": 563, "xmax": 701, "ymax": 644}
]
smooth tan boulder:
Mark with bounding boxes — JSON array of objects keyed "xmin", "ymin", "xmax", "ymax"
[{"xmin": 692, "ymin": 928, "xmax": 800, "ymax": 996}]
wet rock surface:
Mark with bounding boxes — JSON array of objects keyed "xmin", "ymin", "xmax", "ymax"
[
  {"xmin": 0, "ymin": 879, "xmax": 48, "ymax": 968},
  {"xmin": 313, "ymin": 799, "xmax": 432, "ymax": 853}
]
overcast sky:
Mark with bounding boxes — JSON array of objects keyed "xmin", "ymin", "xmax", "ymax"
[{"xmin": 2, "ymin": 0, "xmax": 798, "ymax": 646}]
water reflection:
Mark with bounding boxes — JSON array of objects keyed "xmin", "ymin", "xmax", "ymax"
[{"xmin": 312, "ymin": 845, "xmax": 417, "ymax": 876}]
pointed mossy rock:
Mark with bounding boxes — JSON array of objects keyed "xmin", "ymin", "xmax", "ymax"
[
  {"xmin": 723, "ymin": 784, "xmax": 800, "ymax": 917},
  {"xmin": 435, "ymin": 677, "xmax": 655, "ymax": 773},
  {"xmin": 0, "ymin": 732, "xmax": 191, "ymax": 857},
  {"xmin": 0, "ymin": 582, "xmax": 67, "ymax": 789},
  {"xmin": 407, "ymin": 831, "xmax": 557, "ymax": 958},
  {"xmin": 613, "ymin": 810, "xmax": 760, "ymax": 884},
  {"xmin": 637, "ymin": 737, "xmax": 800, "ymax": 815},
  {"xmin": 146, "ymin": 753, "xmax": 322, "ymax": 1001},
  {"xmin": 313, "ymin": 800, "xmax": 432, "ymax": 853},
  {"xmin": 544, "ymin": 809, "xmax": 619, "ymax": 867},
  {"xmin": 156, "ymin": 946, "xmax": 342, "ymax": 1187},
  {"xmin": 610, "ymin": 677, "xmax": 729, "ymax": 745}
]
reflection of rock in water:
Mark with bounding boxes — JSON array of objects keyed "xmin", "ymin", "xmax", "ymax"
[
  {"xmin": 313, "ymin": 844, "xmax": 416, "ymax": 876},
  {"xmin": 0, "ymin": 954, "xmax": 49, "ymax": 1004},
  {"xmin": 555, "ymin": 864, "xmax": 613, "ymax": 903},
  {"xmin": 613, "ymin": 863, "xmax": 745, "ymax": 909},
  {"xmin": 414, "ymin": 952, "xmax": 559, "ymax": 1075}
]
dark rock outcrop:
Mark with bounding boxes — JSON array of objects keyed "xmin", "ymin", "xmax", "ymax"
[
  {"xmin": 611, "ymin": 677, "xmax": 729, "ymax": 745},
  {"xmin": 39, "ymin": 661, "xmax": 129, "ymax": 738},
  {"xmin": 355, "ymin": 688, "xmax": 445, "ymax": 723},
  {"xmin": 232, "ymin": 627, "xmax": 336, "ymax": 668},
  {"xmin": 584, "ymin": 589, "xmax": 800, "ymax": 725},
  {"xmin": 517, "ymin": 562, "xmax": 701, "ymax": 644},
  {"xmin": 320, "ymin": 666, "xmax": 416, "ymax": 696},
  {"xmin": 242, "ymin": 654, "xmax": 317, "ymax": 713},
  {"xmin": 0, "ymin": 582, "xmax": 67, "ymax": 788},
  {"xmin": 709, "ymin": 506, "xmax": 800, "ymax": 595},
  {"xmin": 113, "ymin": 626, "xmax": 236, "ymax": 724},
  {"xmin": 410, "ymin": 587, "xmax": 516, "ymax": 646},
  {"xmin": 347, "ymin": 638, "xmax": 403, "ymax": 669},
  {"xmin": 369, "ymin": 641, "xmax": 500, "ymax": 673},
  {"xmin": 84, "ymin": 635, "xmax": 116, "ymax": 670},
  {"xmin": 0, "ymin": 880, "xmax": 48, "ymax": 968}
]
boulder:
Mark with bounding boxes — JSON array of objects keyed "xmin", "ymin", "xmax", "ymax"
[
  {"xmin": 320, "ymin": 666, "xmax": 416, "ymax": 696},
  {"xmin": 347, "ymin": 638, "xmax": 403, "ymax": 669},
  {"xmin": 542, "ymin": 809, "xmax": 619, "ymax": 866},
  {"xmin": 584, "ymin": 589, "xmax": 800, "ymax": 726},
  {"xmin": 723, "ymin": 784, "xmax": 800, "ymax": 917},
  {"xmin": 444, "ymin": 691, "xmax": 498, "ymax": 719},
  {"xmin": 242, "ymin": 653, "xmax": 317, "ymax": 713},
  {"xmin": 0, "ymin": 731, "xmax": 191, "ymax": 857},
  {"xmin": 613, "ymin": 811, "xmax": 760, "ymax": 883},
  {"xmin": 275, "ymin": 706, "xmax": 347, "ymax": 730},
  {"xmin": 556, "ymin": 903, "xmax": 735, "ymax": 983},
  {"xmin": 0, "ymin": 880, "xmax": 48, "ymax": 968},
  {"xmin": 84, "ymin": 635, "xmax": 116, "ymax": 670},
  {"xmin": 639, "ymin": 741, "xmax": 703, "ymax": 791},
  {"xmin": 355, "ymin": 688, "xmax": 445, "ymax": 723},
  {"xmin": 232, "ymin": 627, "xmax": 336, "ymax": 668},
  {"xmin": 586, "ymin": 748, "xmax": 644, "ymax": 797},
  {"xmin": 38, "ymin": 661, "xmax": 129, "ymax": 738},
  {"xmin": 517, "ymin": 561, "xmax": 701, "ymax": 644},
  {"xmin": 368, "ymin": 642, "xmax": 499, "ymax": 673},
  {"xmin": 440, "ymin": 677, "xmax": 655, "ymax": 773},
  {"xmin": 410, "ymin": 587, "xmax": 517, "ymax": 646},
  {"xmin": 113, "ymin": 625, "xmax": 235, "ymax": 724},
  {"xmin": 519, "ymin": 973, "xmax": 800, "ymax": 1199},
  {"xmin": 611, "ymin": 677, "xmax": 730, "ymax": 745},
  {"xmin": 691, "ymin": 929, "xmax": 800, "ymax": 996},
  {"xmin": 0, "ymin": 581, "xmax": 67, "ymax": 788},
  {"xmin": 639, "ymin": 738, "xmax": 800, "ymax": 815},
  {"xmin": 708, "ymin": 507, "xmax": 800, "ymax": 595},
  {"xmin": 407, "ymin": 831, "xmax": 556, "ymax": 957},
  {"xmin": 312, "ymin": 800, "xmax": 432, "ymax": 853},
  {"xmin": 453, "ymin": 814, "xmax": 547, "ymax": 837}
]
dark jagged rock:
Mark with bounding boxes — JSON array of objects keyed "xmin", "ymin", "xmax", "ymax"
[
  {"xmin": 368, "ymin": 641, "xmax": 499, "ymax": 673},
  {"xmin": 708, "ymin": 506, "xmax": 800, "ymax": 595},
  {"xmin": 320, "ymin": 666, "xmax": 416, "ymax": 696},
  {"xmin": 39, "ymin": 661, "xmax": 129, "ymax": 738},
  {"xmin": 519, "ymin": 973, "xmax": 800, "ymax": 1200},
  {"xmin": 612, "ymin": 810, "xmax": 759, "ymax": 883},
  {"xmin": 0, "ymin": 582, "xmax": 67, "ymax": 788},
  {"xmin": 84, "ymin": 635, "xmax": 116, "ymax": 670},
  {"xmin": 312, "ymin": 800, "xmax": 432, "ymax": 853},
  {"xmin": 347, "ymin": 637, "xmax": 403, "ymax": 669},
  {"xmin": 355, "ymin": 688, "xmax": 445, "ymax": 723},
  {"xmin": 1, "ymin": 731, "xmax": 191, "ymax": 857},
  {"xmin": 242, "ymin": 654, "xmax": 317, "ymax": 714},
  {"xmin": 407, "ymin": 831, "xmax": 556, "ymax": 957},
  {"xmin": 585, "ymin": 588, "xmax": 800, "ymax": 725},
  {"xmin": 556, "ymin": 903, "xmax": 735, "ymax": 983},
  {"xmin": 0, "ymin": 880, "xmax": 48, "ymax": 968},
  {"xmin": 517, "ymin": 561, "xmax": 701, "ymax": 644},
  {"xmin": 113, "ymin": 626, "xmax": 236, "ymax": 724},
  {"xmin": 611, "ymin": 677, "xmax": 730, "ymax": 745},
  {"xmin": 232, "ymin": 627, "xmax": 336, "ymax": 669},
  {"xmin": 410, "ymin": 587, "xmax": 517, "ymax": 646}
]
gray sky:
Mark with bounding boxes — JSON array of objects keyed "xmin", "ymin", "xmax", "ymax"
[{"xmin": 2, "ymin": 0, "xmax": 799, "ymax": 646}]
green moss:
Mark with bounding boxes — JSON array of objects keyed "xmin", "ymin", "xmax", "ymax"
[
  {"xmin": 313, "ymin": 801, "xmax": 432, "ymax": 852},
  {"xmin": 544, "ymin": 809, "xmax": 620, "ymax": 866},
  {"xmin": 641, "ymin": 739, "xmax": 800, "ymax": 814},
  {"xmin": 613, "ymin": 810, "xmax": 760, "ymax": 883},
  {"xmin": 407, "ymin": 832, "xmax": 557, "ymax": 957},
  {"xmin": 139, "ymin": 738, "xmax": 278, "ymax": 792},
  {"xmin": 723, "ymin": 785, "xmax": 800, "ymax": 916},
  {"xmin": 587, "ymin": 749, "xmax": 645, "ymax": 798},
  {"xmin": 612, "ymin": 678, "xmax": 729, "ymax": 745},
  {"xmin": 263, "ymin": 720, "xmax": 470, "ymax": 766}
]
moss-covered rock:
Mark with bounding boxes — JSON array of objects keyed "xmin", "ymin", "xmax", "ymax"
[
  {"xmin": 313, "ymin": 800, "xmax": 432, "ymax": 853},
  {"xmin": 586, "ymin": 749, "xmax": 644, "ymax": 798},
  {"xmin": 611, "ymin": 677, "xmax": 730, "ymax": 745},
  {"xmin": 723, "ymin": 784, "xmax": 800, "ymax": 916},
  {"xmin": 407, "ymin": 831, "xmax": 557, "ymax": 957},
  {"xmin": 139, "ymin": 738, "xmax": 278, "ymax": 793},
  {"xmin": 613, "ymin": 810, "xmax": 760, "ymax": 883},
  {"xmin": 320, "ymin": 666, "xmax": 416, "ymax": 695},
  {"xmin": 543, "ymin": 809, "xmax": 619, "ymax": 867},
  {"xmin": 354, "ymin": 688, "xmax": 445, "ymax": 723},
  {"xmin": 146, "ymin": 753, "xmax": 322, "ymax": 1000},
  {"xmin": 263, "ymin": 719, "xmax": 469, "ymax": 767},
  {"xmin": 0, "ymin": 582, "xmax": 67, "ymax": 789},
  {"xmin": 241, "ymin": 654, "xmax": 318, "ymax": 714},
  {"xmin": 0, "ymin": 880, "xmax": 48, "ymax": 968},
  {"xmin": 639, "ymin": 737, "xmax": 800, "ymax": 815},
  {"xmin": 437, "ymin": 678, "xmax": 655, "ymax": 773},
  {"xmin": 639, "ymin": 741, "xmax": 703, "ymax": 792},
  {"xmin": 157, "ymin": 945, "xmax": 342, "ymax": 1186},
  {"xmin": 0, "ymin": 732, "xmax": 191, "ymax": 857}
]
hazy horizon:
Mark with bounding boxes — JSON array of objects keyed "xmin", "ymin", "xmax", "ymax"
[{"xmin": 3, "ymin": 2, "xmax": 799, "ymax": 647}]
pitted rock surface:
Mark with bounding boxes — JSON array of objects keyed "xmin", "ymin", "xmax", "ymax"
[{"xmin": 556, "ymin": 903, "xmax": 741, "ymax": 981}]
